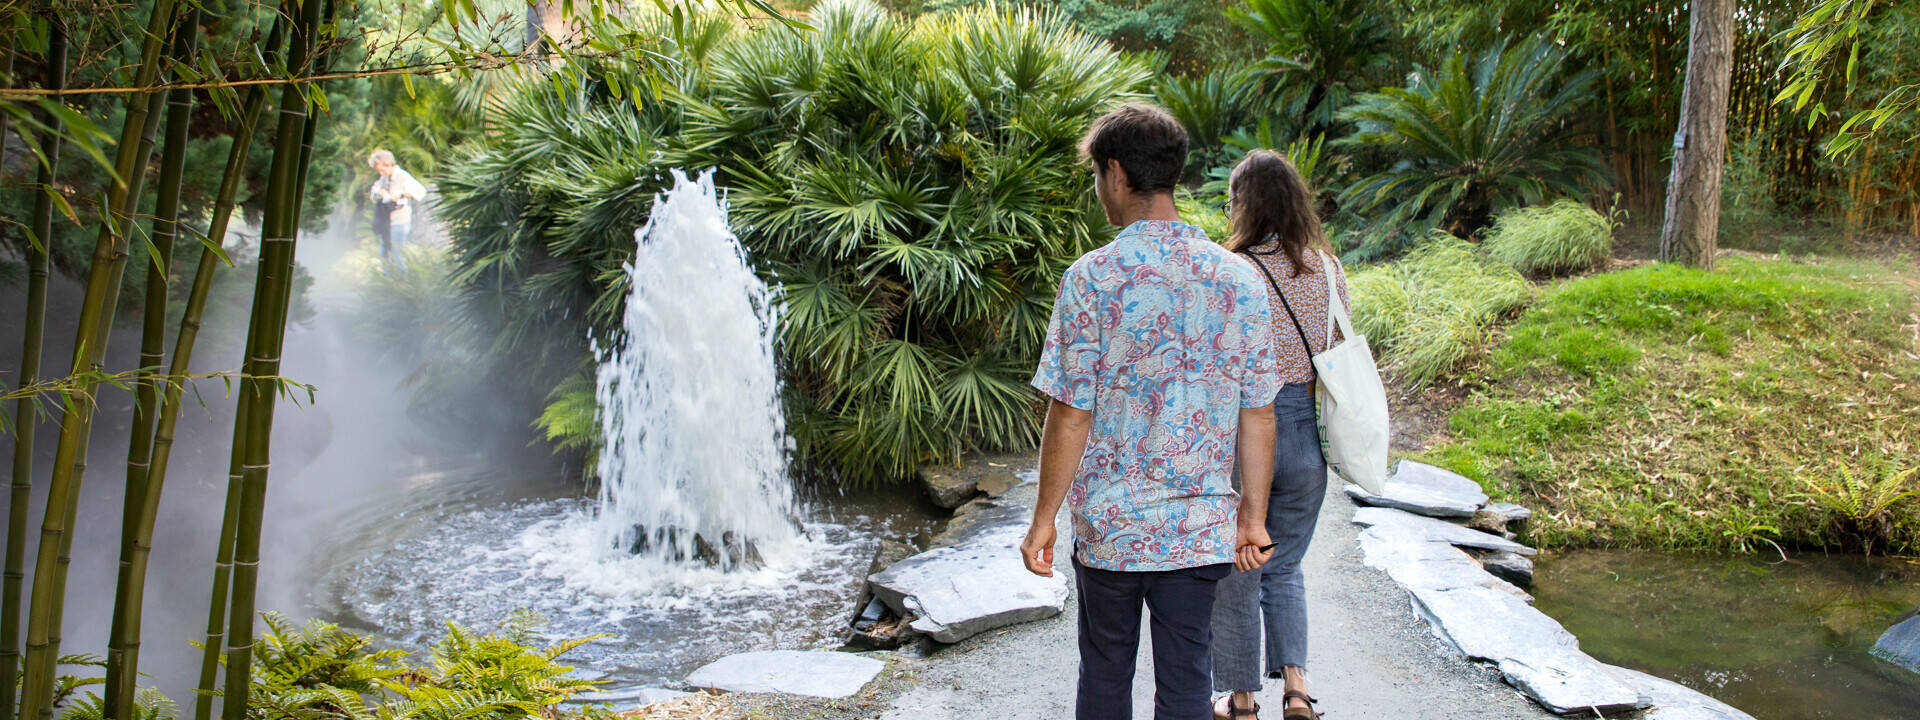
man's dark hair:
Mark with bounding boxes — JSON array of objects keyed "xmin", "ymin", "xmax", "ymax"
[{"xmin": 1079, "ymin": 103, "xmax": 1189, "ymax": 194}]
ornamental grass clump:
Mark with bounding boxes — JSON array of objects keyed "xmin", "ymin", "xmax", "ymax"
[
  {"xmin": 1483, "ymin": 199, "xmax": 1615, "ymax": 277},
  {"xmin": 1348, "ymin": 236, "xmax": 1531, "ymax": 388}
]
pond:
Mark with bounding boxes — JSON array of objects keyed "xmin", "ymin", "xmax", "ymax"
[{"xmin": 1533, "ymin": 549, "xmax": 1920, "ymax": 720}]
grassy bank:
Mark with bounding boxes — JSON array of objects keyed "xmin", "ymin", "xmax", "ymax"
[{"xmin": 1417, "ymin": 254, "xmax": 1920, "ymax": 555}]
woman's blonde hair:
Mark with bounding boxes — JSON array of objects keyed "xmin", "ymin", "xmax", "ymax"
[
  {"xmin": 1224, "ymin": 149, "xmax": 1331, "ymax": 275},
  {"xmin": 367, "ymin": 149, "xmax": 396, "ymax": 168}
]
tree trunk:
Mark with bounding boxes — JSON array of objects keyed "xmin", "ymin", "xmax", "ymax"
[
  {"xmin": 523, "ymin": 0, "xmax": 578, "ymax": 61},
  {"xmin": 1659, "ymin": 0, "xmax": 1735, "ymax": 270}
]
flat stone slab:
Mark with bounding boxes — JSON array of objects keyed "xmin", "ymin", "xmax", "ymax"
[
  {"xmin": 1872, "ymin": 614, "xmax": 1920, "ymax": 674},
  {"xmin": 918, "ymin": 465, "xmax": 979, "ymax": 509},
  {"xmin": 1352, "ymin": 507, "xmax": 1537, "ymax": 556},
  {"xmin": 1346, "ymin": 460, "xmax": 1489, "ymax": 519},
  {"xmin": 871, "ymin": 510, "xmax": 1068, "ymax": 643},
  {"xmin": 1603, "ymin": 665, "xmax": 1755, "ymax": 719},
  {"xmin": 1357, "ymin": 526, "xmax": 1530, "ymax": 602},
  {"xmin": 1475, "ymin": 550, "xmax": 1535, "ymax": 589},
  {"xmin": 975, "ymin": 470, "xmax": 1022, "ymax": 498},
  {"xmin": 684, "ymin": 650, "xmax": 884, "ymax": 698},
  {"xmin": 570, "ymin": 686, "xmax": 689, "ymax": 705},
  {"xmin": 1410, "ymin": 584, "xmax": 1645, "ymax": 715}
]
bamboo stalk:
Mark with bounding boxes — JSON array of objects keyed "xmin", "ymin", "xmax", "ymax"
[
  {"xmin": 104, "ymin": 6, "xmax": 204, "ymax": 715},
  {"xmin": 2, "ymin": 16, "xmax": 65, "ymax": 720},
  {"xmin": 186, "ymin": 13, "xmax": 287, "ymax": 720},
  {"xmin": 16, "ymin": 0, "xmax": 179, "ymax": 713},
  {"xmin": 220, "ymin": 0, "xmax": 325, "ymax": 714}
]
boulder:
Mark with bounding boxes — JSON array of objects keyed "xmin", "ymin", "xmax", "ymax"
[
  {"xmin": 1345, "ymin": 460, "xmax": 1488, "ymax": 519},
  {"xmin": 1603, "ymin": 665, "xmax": 1755, "ymax": 720},
  {"xmin": 570, "ymin": 686, "xmax": 689, "ymax": 706},
  {"xmin": 1872, "ymin": 614, "xmax": 1920, "ymax": 675},
  {"xmin": 1351, "ymin": 507, "xmax": 1537, "ymax": 556},
  {"xmin": 918, "ymin": 465, "xmax": 979, "ymax": 509},
  {"xmin": 870, "ymin": 509, "xmax": 1068, "ymax": 643},
  {"xmin": 684, "ymin": 650, "xmax": 885, "ymax": 698},
  {"xmin": 1473, "ymin": 550, "xmax": 1535, "ymax": 589},
  {"xmin": 1357, "ymin": 526, "xmax": 1531, "ymax": 603},
  {"xmin": 1410, "ymin": 584, "xmax": 1645, "ymax": 715},
  {"xmin": 975, "ymin": 470, "xmax": 1022, "ymax": 498},
  {"xmin": 931, "ymin": 498, "xmax": 1024, "ymax": 549}
]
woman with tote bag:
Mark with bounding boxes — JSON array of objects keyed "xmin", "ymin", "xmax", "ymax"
[{"xmin": 1208, "ymin": 149, "xmax": 1355, "ymax": 720}]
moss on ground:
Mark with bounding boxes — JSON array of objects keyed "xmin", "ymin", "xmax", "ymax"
[{"xmin": 1419, "ymin": 255, "xmax": 1920, "ymax": 555}]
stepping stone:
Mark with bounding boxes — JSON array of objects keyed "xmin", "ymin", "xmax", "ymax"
[
  {"xmin": 1603, "ymin": 665, "xmax": 1755, "ymax": 720},
  {"xmin": 1357, "ymin": 526, "xmax": 1530, "ymax": 602},
  {"xmin": 1345, "ymin": 460, "xmax": 1489, "ymax": 519},
  {"xmin": 975, "ymin": 470, "xmax": 1022, "ymax": 498},
  {"xmin": 1485, "ymin": 502, "xmax": 1532, "ymax": 524},
  {"xmin": 1873, "ymin": 614, "xmax": 1920, "ymax": 675},
  {"xmin": 1474, "ymin": 550, "xmax": 1535, "ymax": 589},
  {"xmin": 569, "ymin": 686, "xmax": 688, "ymax": 705},
  {"xmin": 1409, "ymin": 584, "xmax": 1645, "ymax": 715},
  {"xmin": 1352, "ymin": 507, "xmax": 1537, "ymax": 556},
  {"xmin": 684, "ymin": 650, "xmax": 884, "ymax": 698},
  {"xmin": 870, "ymin": 509, "xmax": 1068, "ymax": 643}
]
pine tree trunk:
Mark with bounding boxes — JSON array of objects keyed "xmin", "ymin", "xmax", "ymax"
[
  {"xmin": 3, "ymin": 19, "xmax": 65, "ymax": 718},
  {"xmin": 1658, "ymin": 0, "xmax": 1735, "ymax": 270}
]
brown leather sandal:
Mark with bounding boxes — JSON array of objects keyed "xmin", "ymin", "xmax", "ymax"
[
  {"xmin": 1213, "ymin": 694, "xmax": 1262, "ymax": 719},
  {"xmin": 1281, "ymin": 690, "xmax": 1321, "ymax": 719}
]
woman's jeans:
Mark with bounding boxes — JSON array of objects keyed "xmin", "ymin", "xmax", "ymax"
[{"xmin": 1210, "ymin": 382, "xmax": 1327, "ymax": 692}]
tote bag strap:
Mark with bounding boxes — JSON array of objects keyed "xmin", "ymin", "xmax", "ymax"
[
  {"xmin": 1242, "ymin": 251, "xmax": 1315, "ymax": 360},
  {"xmin": 1318, "ymin": 250, "xmax": 1355, "ymax": 344}
]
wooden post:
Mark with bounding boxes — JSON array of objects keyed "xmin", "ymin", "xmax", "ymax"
[{"xmin": 1659, "ymin": 0, "xmax": 1736, "ymax": 270}]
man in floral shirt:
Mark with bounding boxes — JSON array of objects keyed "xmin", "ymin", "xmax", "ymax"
[{"xmin": 1020, "ymin": 104, "xmax": 1282, "ymax": 720}]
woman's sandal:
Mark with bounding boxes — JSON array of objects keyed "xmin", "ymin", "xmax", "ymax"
[
  {"xmin": 1281, "ymin": 690, "xmax": 1321, "ymax": 720},
  {"xmin": 1213, "ymin": 694, "xmax": 1262, "ymax": 719}
]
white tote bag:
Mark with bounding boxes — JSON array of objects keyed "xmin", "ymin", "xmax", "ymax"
[{"xmin": 1248, "ymin": 250, "xmax": 1392, "ymax": 494}]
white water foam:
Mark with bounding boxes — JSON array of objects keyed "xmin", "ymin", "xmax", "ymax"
[{"xmin": 591, "ymin": 168, "xmax": 800, "ymax": 569}]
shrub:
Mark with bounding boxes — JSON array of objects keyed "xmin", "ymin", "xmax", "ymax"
[
  {"xmin": 1348, "ymin": 236, "xmax": 1531, "ymax": 388},
  {"xmin": 1796, "ymin": 463, "xmax": 1919, "ymax": 557},
  {"xmin": 1339, "ymin": 37, "xmax": 1606, "ymax": 254},
  {"xmin": 1483, "ymin": 199, "xmax": 1615, "ymax": 277}
]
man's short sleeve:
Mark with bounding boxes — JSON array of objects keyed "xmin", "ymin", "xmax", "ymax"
[
  {"xmin": 1031, "ymin": 271, "xmax": 1101, "ymax": 411},
  {"xmin": 1236, "ymin": 269, "xmax": 1282, "ymax": 408}
]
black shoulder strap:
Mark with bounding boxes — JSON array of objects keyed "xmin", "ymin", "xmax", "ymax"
[{"xmin": 1241, "ymin": 251, "xmax": 1314, "ymax": 359}]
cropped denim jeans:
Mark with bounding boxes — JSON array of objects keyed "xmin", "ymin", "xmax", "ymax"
[{"xmin": 1210, "ymin": 382, "xmax": 1327, "ymax": 692}]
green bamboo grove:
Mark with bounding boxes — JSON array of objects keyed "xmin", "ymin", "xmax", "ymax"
[{"xmin": 0, "ymin": 0, "xmax": 337, "ymax": 716}]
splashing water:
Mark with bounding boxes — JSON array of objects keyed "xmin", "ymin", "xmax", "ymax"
[{"xmin": 592, "ymin": 169, "xmax": 799, "ymax": 569}]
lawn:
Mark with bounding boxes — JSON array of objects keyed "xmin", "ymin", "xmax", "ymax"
[{"xmin": 1416, "ymin": 254, "xmax": 1920, "ymax": 555}]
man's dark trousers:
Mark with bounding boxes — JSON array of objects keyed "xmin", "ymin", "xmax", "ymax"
[{"xmin": 1074, "ymin": 557, "xmax": 1233, "ymax": 720}]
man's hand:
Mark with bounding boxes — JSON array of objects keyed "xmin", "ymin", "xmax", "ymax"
[
  {"xmin": 1235, "ymin": 524, "xmax": 1274, "ymax": 573},
  {"xmin": 1020, "ymin": 521, "xmax": 1057, "ymax": 576}
]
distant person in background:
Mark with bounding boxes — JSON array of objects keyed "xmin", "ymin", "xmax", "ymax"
[{"xmin": 368, "ymin": 149, "xmax": 427, "ymax": 268}]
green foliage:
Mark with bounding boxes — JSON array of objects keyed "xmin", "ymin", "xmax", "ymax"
[
  {"xmin": 1347, "ymin": 236, "xmax": 1530, "ymax": 388},
  {"xmin": 1173, "ymin": 191, "xmax": 1228, "ymax": 244},
  {"xmin": 1795, "ymin": 464, "xmax": 1919, "ymax": 556},
  {"xmin": 1232, "ymin": 0, "xmax": 1398, "ymax": 136},
  {"xmin": 1776, "ymin": 0, "xmax": 1919, "ymax": 158},
  {"xmin": 1339, "ymin": 37, "xmax": 1606, "ymax": 256},
  {"xmin": 535, "ymin": 373, "xmax": 599, "ymax": 455},
  {"xmin": 1424, "ymin": 257, "xmax": 1920, "ymax": 555},
  {"xmin": 437, "ymin": 1, "xmax": 1147, "ymax": 484},
  {"xmin": 243, "ymin": 613, "xmax": 600, "ymax": 720},
  {"xmin": 899, "ymin": 0, "xmax": 1254, "ymax": 72},
  {"xmin": 61, "ymin": 687, "xmax": 175, "ymax": 720},
  {"xmin": 1482, "ymin": 199, "xmax": 1615, "ymax": 277},
  {"xmin": 1154, "ymin": 64, "xmax": 1265, "ymax": 173}
]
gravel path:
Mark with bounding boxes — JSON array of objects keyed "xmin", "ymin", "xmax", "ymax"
[{"xmin": 872, "ymin": 467, "xmax": 1557, "ymax": 720}]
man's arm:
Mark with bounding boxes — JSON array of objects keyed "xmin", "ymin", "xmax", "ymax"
[
  {"xmin": 1020, "ymin": 399, "xmax": 1093, "ymax": 577},
  {"xmin": 1234, "ymin": 404, "xmax": 1277, "ymax": 572}
]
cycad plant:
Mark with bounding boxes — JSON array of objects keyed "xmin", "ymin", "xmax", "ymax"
[
  {"xmin": 1339, "ymin": 37, "xmax": 1607, "ymax": 253},
  {"xmin": 1233, "ymin": 0, "xmax": 1398, "ymax": 137},
  {"xmin": 1155, "ymin": 64, "xmax": 1265, "ymax": 174},
  {"xmin": 680, "ymin": 0, "xmax": 1150, "ymax": 482}
]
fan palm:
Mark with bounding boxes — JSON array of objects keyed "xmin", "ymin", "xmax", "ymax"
[{"xmin": 1339, "ymin": 37, "xmax": 1607, "ymax": 249}]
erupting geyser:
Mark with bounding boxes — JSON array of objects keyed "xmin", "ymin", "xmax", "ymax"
[{"xmin": 592, "ymin": 169, "xmax": 798, "ymax": 570}]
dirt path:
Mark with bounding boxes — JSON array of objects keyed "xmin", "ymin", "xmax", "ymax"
[{"xmin": 874, "ymin": 469, "xmax": 1556, "ymax": 720}]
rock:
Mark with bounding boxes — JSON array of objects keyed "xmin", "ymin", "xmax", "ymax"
[
  {"xmin": 918, "ymin": 465, "xmax": 979, "ymax": 509},
  {"xmin": 684, "ymin": 650, "xmax": 885, "ymax": 698},
  {"xmin": 870, "ymin": 509, "xmax": 1068, "ymax": 643},
  {"xmin": 1472, "ymin": 550, "xmax": 1534, "ymax": 589},
  {"xmin": 570, "ymin": 686, "xmax": 689, "ymax": 705},
  {"xmin": 1485, "ymin": 501, "xmax": 1532, "ymax": 524},
  {"xmin": 1344, "ymin": 460, "xmax": 1489, "ymax": 519},
  {"xmin": 1872, "ymin": 614, "xmax": 1920, "ymax": 674},
  {"xmin": 975, "ymin": 470, "xmax": 1022, "ymax": 498},
  {"xmin": 1357, "ymin": 526, "xmax": 1531, "ymax": 603},
  {"xmin": 931, "ymin": 498, "xmax": 1024, "ymax": 549},
  {"xmin": 1602, "ymin": 665, "xmax": 1755, "ymax": 720},
  {"xmin": 1351, "ymin": 507, "xmax": 1537, "ymax": 556},
  {"xmin": 1409, "ymin": 584, "xmax": 1645, "ymax": 715}
]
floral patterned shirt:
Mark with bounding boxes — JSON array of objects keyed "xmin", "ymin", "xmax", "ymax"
[
  {"xmin": 1240, "ymin": 241, "xmax": 1352, "ymax": 385},
  {"xmin": 1031, "ymin": 220, "xmax": 1282, "ymax": 572}
]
